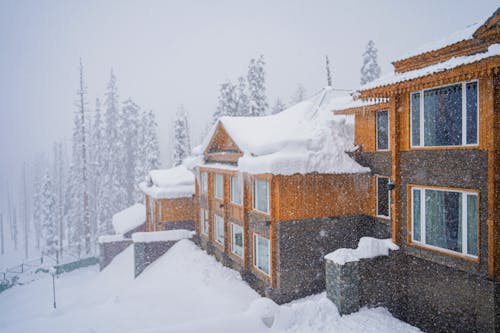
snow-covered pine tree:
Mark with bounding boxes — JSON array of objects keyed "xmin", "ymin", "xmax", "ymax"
[
  {"xmin": 21, "ymin": 162, "xmax": 30, "ymax": 258},
  {"xmin": 271, "ymin": 98, "xmax": 286, "ymax": 115},
  {"xmin": 247, "ymin": 55, "xmax": 268, "ymax": 116},
  {"xmin": 134, "ymin": 110, "xmax": 160, "ymax": 202},
  {"xmin": 212, "ymin": 81, "xmax": 238, "ymax": 125},
  {"xmin": 360, "ymin": 40, "xmax": 381, "ymax": 85},
  {"xmin": 52, "ymin": 142, "xmax": 66, "ymax": 257},
  {"xmin": 290, "ymin": 84, "xmax": 307, "ymax": 105},
  {"xmin": 172, "ymin": 105, "xmax": 192, "ymax": 167},
  {"xmin": 40, "ymin": 172, "xmax": 57, "ymax": 257},
  {"xmin": 121, "ymin": 98, "xmax": 141, "ymax": 205},
  {"xmin": 235, "ymin": 76, "xmax": 250, "ymax": 116},
  {"xmin": 325, "ymin": 55, "xmax": 332, "ymax": 87}
]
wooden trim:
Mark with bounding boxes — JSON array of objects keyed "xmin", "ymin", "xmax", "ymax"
[
  {"xmin": 229, "ymin": 222, "xmax": 244, "ymax": 262},
  {"xmin": 333, "ymin": 102, "xmax": 390, "ymax": 115},
  {"xmin": 390, "ymin": 96, "xmax": 401, "ymax": 244},
  {"xmin": 406, "ymin": 183, "xmax": 481, "ymax": 263},
  {"xmin": 206, "ymin": 152, "xmax": 242, "ymax": 163},
  {"xmin": 251, "ymin": 232, "xmax": 272, "ymax": 282}
]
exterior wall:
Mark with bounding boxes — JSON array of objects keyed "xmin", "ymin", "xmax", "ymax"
[
  {"xmin": 99, "ymin": 239, "xmax": 132, "ymax": 271},
  {"xmin": 133, "ymin": 240, "xmax": 178, "ymax": 277},
  {"xmin": 145, "ymin": 195, "xmax": 195, "ymax": 232}
]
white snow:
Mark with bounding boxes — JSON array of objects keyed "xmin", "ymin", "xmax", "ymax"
[
  {"xmin": 325, "ymin": 237, "xmax": 399, "ymax": 265},
  {"xmin": 329, "ymin": 96, "xmax": 388, "ymax": 112},
  {"xmin": 362, "ymin": 44, "xmax": 500, "ymax": 91},
  {"xmin": 111, "ymin": 203, "xmax": 146, "ymax": 235},
  {"xmin": 139, "ymin": 164, "xmax": 195, "ymax": 199},
  {"xmin": 0, "ymin": 239, "xmax": 420, "ymax": 333},
  {"xmin": 197, "ymin": 88, "xmax": 370, "ymax": 175},
  {"xmin": 131, "ymin": 229, "xmax": 194, "ymax": 243},
  {"xmin": 395, "ymin": 22, "xmax": 481, "ymax": 62},
  {"xmin": 98, "ymin": 234, "xmax": 125, "ymax": 243}
]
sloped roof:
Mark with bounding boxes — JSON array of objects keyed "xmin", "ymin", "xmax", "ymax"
[
  {"xmin": 139, "ymin": 165, "xmax": 195, "ymax": 199},
  {"xmin": 197, "ymin": 88, "xmax": 370, "ymax": 175}
]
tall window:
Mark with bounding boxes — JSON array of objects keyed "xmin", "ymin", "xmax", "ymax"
[
  {"xmin": 411, "ymin": 187, "xmax": 478, "ymax": 257},
  {"xmin": 214, "ymin": 214, "xmax": 224, "ymax": 244},
  {"xmin": 253, "ymin": 179, "xmax": 270, "ymax": 213},
  {"xmin": 200, "ymin": 172, "xmax": 208, "ymax": 193},
  {"xmin": 376, "ymin": 177, "xmax": 390, "ymax": 218},
  {"xmin": 214, "ymin": 173, "xmax": 224, "ymax": 199},
  {"xmin": 231, "ymin": 175, "xmax": 242, "ymax": 205},
  {"xmin": 231, "ymin": 223, "xmax": 243, "ymax": 258},
  {"xmin": 200, "ymin": 209, "xmax": 209, "ymax": 235},
  {"xmin": 411, "ymin": 81, "xmax": 478, "ymax": 147},
  {"xmin": 253, "ymin": 234, "xmax": 270, "ymax": 275},
  {"xmin": 376, "ymin": 110, "xmax": 389, "ymax": 150}
]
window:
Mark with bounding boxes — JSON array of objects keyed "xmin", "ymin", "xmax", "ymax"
[
  {"xmin": 411, "ymin": 187, "xmax": 478, "ymax": 257},
  {"xmin": 231, "ymin": 223, "xmax": 243, "ymax": 258},
  {"xmin": 214, "ymin": 214, "xmax": 224, "ymax": 244},
  {"xmin": 253, "ymin": 234, "xmax": 270, "ymax": 275},
  {"xmin": 376, "ymin": 177, "xmax": 390, "ymax": 218},
  {"xmin": 376, "ymin": 110, "xmax": 389, "ymax": 150},
  {"xmin": 200, "ymin": 172, "xmax": 208, "ymax": 193},
  {"xmin": 411, "ymin": 81, "xmax": 478, "ymax": 147},
  {"xmin": 231, "ymin": 175, "xmax": 242, "ymax": 205},
  {"xmin": 253, "ymin": 179, "xmax": 270, "ymax": 213},
  {"xmin": 214, "ymin": 173, "xmax": 224, "ymax": 199},
  {"xmin": 200, "ymin": 209, "xmax": 209, "ymax": 235}
]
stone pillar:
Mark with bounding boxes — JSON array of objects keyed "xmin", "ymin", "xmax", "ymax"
[{"xmin": 325, "ymin": 259, "xmax": 360, "ymax": 315}]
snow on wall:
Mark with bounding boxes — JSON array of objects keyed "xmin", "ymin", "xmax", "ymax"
[
  {"xmin": 132, "ymin": 230, "xmax": 194, "ymax": 243},
  {"xmin": 324, "ymin": 237, "xmax": 399, "ymax": 265},
  {"xmin": 98, "ymin": 234, "xmax": 126, "ymax": 243},
  {"xmin": 362, "ymin": 44, "xmax": 500, "ymax": 91},
  {"xmin": 196, "ymin": 88, "xmax": 370, "ymax": 176},
  {"xmin": 139, "ymin": 165, "xmax": 195, "ymax": 199},
  {"xmin": 112, "ymin": 203, "xmax": 146, "ymax": 235}
]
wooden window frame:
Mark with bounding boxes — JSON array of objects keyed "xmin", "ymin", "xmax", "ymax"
[
  {"xmin": 410, "ymin": 80, "xmax": 479, "ymax": 149},
  {"xmin": 376, "ymin": 175, "xmax": 391, "ymax": 219},
  {"xmin": 214, "ymin": 213, "xmax": 225, "ymax": 245},
  {"xmin": 200, "ymin": 208, "xmax": 209, "ymax": 236},
  {"xmin": 200, "ymin": 171, "xmax": 208, "ymax": 193},
  {"xmin": 214, "ymin": 173, "xmax": 224, "ymax": 200},
  {"xmin": 231, "ymin": 223, "xmax": 244, "ymax": 259},
  {"xmin": 230, "ymin": 174, "xmax": 243, "ymax": 206},
  {"xmin": 407, "ymin": 184, "xmax": 480, "ymax": 262},
  {"xmin": 252, "ymin": 178, "xmax": 270, "ymax": 215},
  {"xmin": 253, "ymin": 233, "xmax": 271, "ymax": 276},
  {"xmin": 376, "ymin": 109, "xmax": 390, "ymax": 151}
]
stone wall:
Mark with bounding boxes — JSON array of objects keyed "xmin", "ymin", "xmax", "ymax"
[
  {"xmin": 162, "ymin": 220, "xmax": 195, "ymax": 231},
  {"xmin": 99, "ymin": 239, "xmax": 132, "ymax": 271},
  {"xmin": 133, "ymin": 240, "xmax": 178, "ymax": 277},
  {"xmin": 326, "ymin": 250, "xmax": 500, "ymax": 333},
  {"xmin": 123, "ymin": 223, "xmax": 146, "ymax": 238},
  {"xmin": 356, "ymin": 151, "xmax": 392, "ymax": 176}
]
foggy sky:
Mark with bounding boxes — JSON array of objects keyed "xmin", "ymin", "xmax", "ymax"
[{"xmin": 0, "ymin": 0, "xmax": 498, "ymax": 183}]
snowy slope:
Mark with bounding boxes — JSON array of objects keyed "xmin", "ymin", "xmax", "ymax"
[{"xmin": 0, "ymin": 240, "xmax": 421, "ymax": 333}]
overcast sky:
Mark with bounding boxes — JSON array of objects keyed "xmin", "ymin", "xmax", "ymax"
[{"xmin": 0, "ymin": 0, "xmax": 498, "ymax": 182}]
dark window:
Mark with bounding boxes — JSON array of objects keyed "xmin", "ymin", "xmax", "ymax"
[
  {"xmin": 411, "ymin": 93, "xmax": 420, "ymax": 146},
  {"xmin": 377, "ymin": 177, "xmax": 389, "ymax": 217},
  {"xmin": 376, "ymin": 110, "xmax": 389, "ymax": 150},
  {"xmin": 466, "ymin": 82, "xmax": 478, "ymax": 144}
]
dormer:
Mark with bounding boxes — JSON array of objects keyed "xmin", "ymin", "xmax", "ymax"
[{"xmin": 203, "ymin": 122, "xmax": 243, "ymax": 164}]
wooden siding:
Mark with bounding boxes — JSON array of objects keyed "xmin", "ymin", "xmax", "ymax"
[
  {"xmin": 354, "ymin": 113, "xmax": 376, "ymax": 152},
  {"xmin": 275, "ymin": 173, "xmax": 371, "ymax": 221},
  {"xmin": 159, "ymin": 197, "xmax": 195, "ymax": 223}
]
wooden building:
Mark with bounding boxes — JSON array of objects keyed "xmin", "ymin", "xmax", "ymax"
[
  {"xmin": 139, "ymin": 165, "xmax": 196, "ymax": 232},
  {"xmin": 193, "ymin": 88, "xmax": 390, "ymax": 303},
  {"xmin": 334, "ymin": 7, "xmax": 500, "ymax": 332}
]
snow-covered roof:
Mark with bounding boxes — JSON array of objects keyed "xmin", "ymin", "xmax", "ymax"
[
  {"xmin": 112, "ymin": 203, "xmax": 146, "ymax": 235},
  {"xmin": 132, "ymin": 230, "xmax": 194, "ymax": 243},
  {"xmin": 197, "ymin": 88, "xmax": 370, "ymax": 175},
  {"xmin": 139, "ymin": 165, "xmax": 195, "ymax": 199},
  {"xmin": 362, "ymin": 44, "xmax": 500, "ymax": 91},
  {"xmin": 329, "ymin": 97, "xmax": 388, "ymax": 112},
  {"xmin": 394, "ymin": 22, "xmax": 481, "ymax": 62}
]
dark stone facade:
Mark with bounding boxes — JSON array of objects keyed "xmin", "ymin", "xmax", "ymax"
[
  {"xmin": 133, "ymin": 240, "xmax": 178, "ymax": 277},
  {"xmin": 123, "ymin": 223, "xmax": 146, "ymax": 238},
  {"xmin": 326, "ymin": 250, "xmax": 500, "ymax": 333},
  {"xmin": 99, "ymin": 239, "xmax": 132, "ymax": 271},
  {"xmin": 161, "ymin": 220, "xmax": 195, "ymax": 231},
  {"xmin": 356, "ymin": 151, "xmax": 392, "ymax": 176}
]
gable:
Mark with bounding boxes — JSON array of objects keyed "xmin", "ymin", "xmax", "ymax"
[
  {"xmin": 474, "ymin": 7, "xmax": 500, "ymax": 41},
  {"xmin": 204, "ymin": 122, "xmax": 243, "ymax": 164}
]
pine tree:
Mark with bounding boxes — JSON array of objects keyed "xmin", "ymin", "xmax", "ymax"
[
  {"xmin": 40, "ymin": 172, "xmax": 57, "ymax": 257},
  {"xmin": 52, "ymin": 142, "xmax": 66, "ymax": 257},
  {"xmin": 360, "ymin": 40, "xmax": 381, "ymax": 85},
  {"xmin": 121, "ymin": 98, "xmax": 141, "ymax": 205},
  {"xmin": 235, "ymin": 76, "xmax": 250, "ymax": 116},
  {"xmin": 172, "ymin": 105, "xmax": 192, "ymax": 166},
  {"xmin": 247, "ymin": 55, "xmax": 268, "ymax": 116},
  {"xmin": 290, "ymin": 84, "xmax": 307, "ymax": 105},
  {"xmin": 212, "ymin": 81, "xmax": 238, "ymax": 124},
  {"xmin": 271, "ymin": 98, "xmax": 286, "ymax": 115},
  {"xmin": 325, "ymin": 55, "xmax": 332, "ymax": 87}
]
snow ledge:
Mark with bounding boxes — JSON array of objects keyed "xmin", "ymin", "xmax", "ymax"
[
  {"xmin": 132, "ymin": 230, "xmax": 194, "ymax": 243},
  {"xmin": 324, "ymin": 237, "xmax": 399, "ymax": 265}
]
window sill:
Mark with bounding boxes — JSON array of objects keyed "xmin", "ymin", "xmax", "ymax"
[
  {"xmin": 408, "ymin": 241, "xmax": 479, "ymax": 264},
  {"xmin": 409, "ymin": 145, "xmax": 479, "ymax": 151},
  {"xmin": 251, "ymin": 209, "xmax": 271, "ymax": 217},
  {"xmin": 252, "ymin": 264, "xmax": 271, "ymax": 280}
]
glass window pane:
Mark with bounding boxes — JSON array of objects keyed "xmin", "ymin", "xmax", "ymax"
[
  {"xmin": 467, "ymin": 195, "xmax": 478, "ymax": 256},
  {"xmin": 377, "ymin": 177, "xmax": 389, "ymax": 217},
  {"xmin": 254, "ymin": 179, "xmax": 269, "ymax": 213},
  {"xmin": 232, "ymin": 224, "xmax": 243, "ymax": 257},
  {"xmin": 215, "ymin": 214, "xmax": 224, "ymax": 244},
  {"xmin": 215, "ymin": 174, "xmax": 224, "ymax": 198},
  {"xmin": 424, "ymin": 84, "xmax": 462, "ymax": 146},
  {"xmin": 411, "ymin": 93, "xmax": 421, "ymax": 146},
  {"xmin": 466, "ymin": 82, "xmax": 478, "ymax": 145},
  {"xmin": 413, "ymin": 189, "xmax": 421, "ymax": 242},
  {"xmin": 376, "ymin": 111, "xmax": 389, "ymax": 150},
  {"xmin": 231, "ymin": 175, "xmax": 242, "ymax": 204},
  {"xmin": 255, "ymin": 235, "xmax": 270, "ymax": 274},
  {"xmin": 201, "ymin": 172, "xmax": 208, "ymax": 193},
  {"xmin": 202, "ymin": 209, "xmax": 209, "ymax": 235}
]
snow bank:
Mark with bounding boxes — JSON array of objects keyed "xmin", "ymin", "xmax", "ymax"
[
  {"xmin": 132, "ymin": 230, "xmax": 194, "ymax": 243},
  {"xmin": 197, "ymin": 88, "xmax": 370, "ymax": 175},
  {"xmin": 139, "ymin": 165, "xmax": 195, "ymax": 199},
  {"xmin": 98, "ymin": 234, "xmax": 125, "ymax": 243},
  {"xmin": 111, "ymin": 203, "xmax": 145, "ymax": 235},
  {"xmin": 363, "ymin": 44, "xmax": 500, "ymax": 90},
  {"xmin": 324, "ymin": 237, "xmax": 399, "ymax": 265}
]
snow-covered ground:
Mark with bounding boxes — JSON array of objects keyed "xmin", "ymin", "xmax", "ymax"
[{"xmin": 0, "ymin": 240, "xmax": 421, "ymax": 333}]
